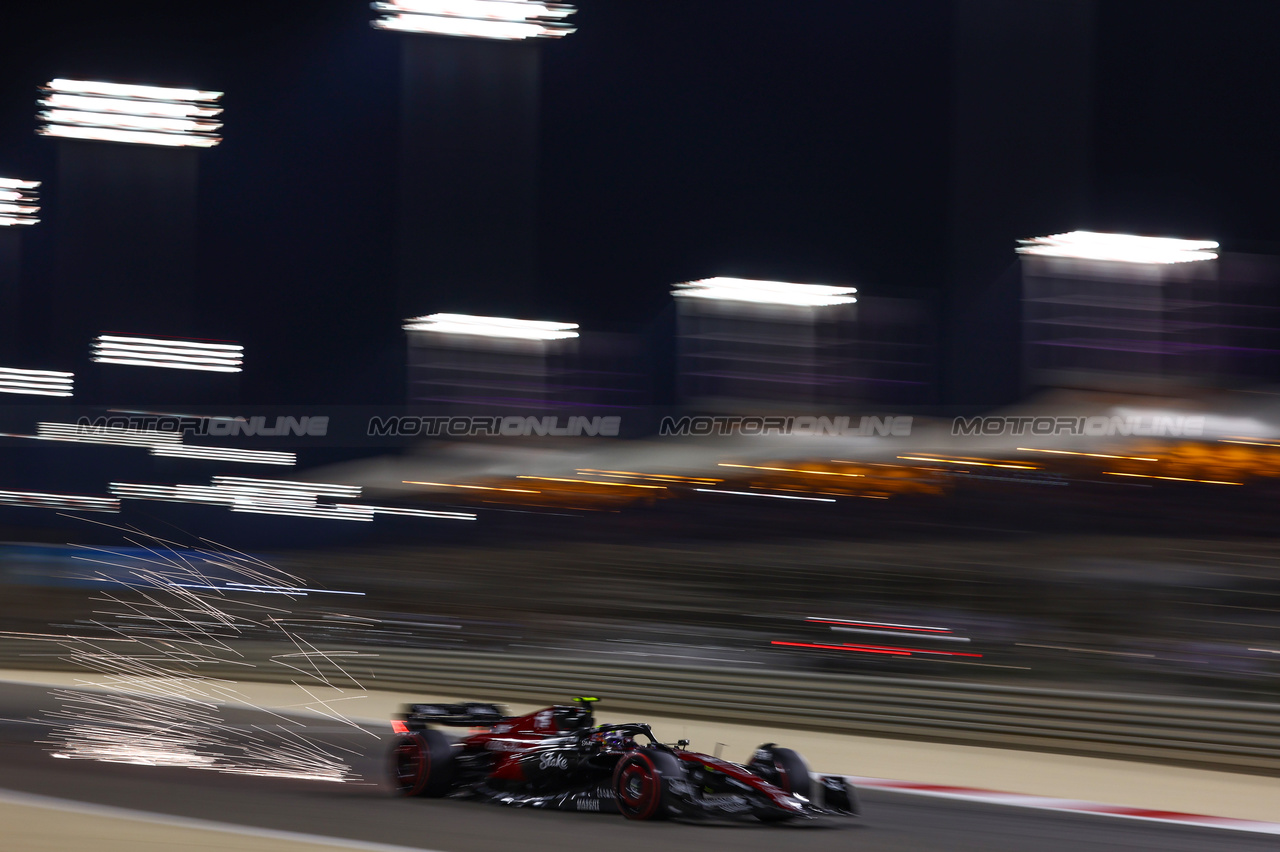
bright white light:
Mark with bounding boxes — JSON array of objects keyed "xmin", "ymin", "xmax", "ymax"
[
  {"xmin": 210, "ymin": 477, "xmax": 362, "ymax": 498},
  {"xmin": 405, "ymin": 313, "xmax": 580, "ymax": 341},
  {"xmin": 674, "ymin": 277, "xmax": 858, "ymax": 307},
  {"xmin": 40, "ymin": 124, "xmax": 222, "ymax": 148},
  {"xmin": 92, "ymin": 336, "xmax": 244, "ymax": 374},
  {"xmin": 43, "ymin": 109, "xmax": 221, "ymax": 135},
  {"xmin": 150, "ymin": 446, "xmax": 297, "ymax": 467},
  {"xmin": 112, "ymin": 476, "xmax": 468, "ymax": 523},
  {"xmin": 371, "ymin": 0, "xmax": 576, "ymax": 40},
  {"xmin": 42, "ymin": 93, "xmax": 221, "ymax": 119},
  {"xmin": 695, "ymin": 488, "xmax": 837, "ymax": 503},
  {"xmin": 0, "ymin": 179, "xmax": 40, "ymax": 226},
  {"xmin": 1017, "ymin": 231, "xmax": 1219, "ymax": 264},
  {"xmin": 0, "ymin": 489, "xmax": 120, "ymax": 513},
  {"xmin": 40, "ymin": 79, "xmax": 224, "ymax": 148},
  {"xmin": 334, "ymin": 504, "xmax": 477, "ymax": 520},
  {"xmin": 0, "ymin": 368, "xmax": 73, "ymax": 398},
  {"xmin": 47, "ymin": 79, "xmax": 221, "ymax": 102},
  {"xmin": 37, "ymin": 422, "xmax": 181, "ymax": 448}
]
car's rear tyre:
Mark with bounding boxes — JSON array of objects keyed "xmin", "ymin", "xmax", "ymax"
[
  {"xmin": 613, "ymin": 750, "xmax": 687, "ymax": 820},
  {"xmin": 391, "ymin": 730, "xmax": 455, "ymax": 797}
]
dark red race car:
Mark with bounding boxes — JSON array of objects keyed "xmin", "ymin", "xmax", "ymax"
[{"xmin": 389, "ymin": 697, "xmax": 858, "ymax": 822}]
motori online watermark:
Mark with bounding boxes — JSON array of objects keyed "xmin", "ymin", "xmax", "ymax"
[
  {"xmin": 76, "ymin": 415, "xmax": 330, "ymax": 438},
  {"xmin": 659, "ymin": 416, "xmax": 913, "ymax": 437},
  {"xmin": 366, "ymin": 415, "xmax": 622, "ymax": 438},
  {"xmin": 951, "ymin": 415, "xmax": 1206, "ymax": 438}
]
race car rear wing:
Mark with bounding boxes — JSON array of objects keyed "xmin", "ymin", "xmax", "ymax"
[{"xmin": 395, "ymin": 702, "xmax": 510, "ymax": 729}]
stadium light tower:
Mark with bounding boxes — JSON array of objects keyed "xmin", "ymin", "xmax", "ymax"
[
  {"xmin": 376, "ymin": 0, "xmax": 578, "ymax": 330},
  {"xmin": 0, "ymin": 178, "xmax": 40, "ymax": 360},
  {"xmin": 1018, "ymin": 229, "xmax": 1236, "ymax": 394},
  {"xmin": 673, "ymin": 278, "xmax": 861, "ymax": 408},
  {"xmin": 404, "ymin": 312, "xmax": 582, "ymax": 411},
  {"xmin": 39, "ymin": 80, "xmax": 224, "ymax": 397}
]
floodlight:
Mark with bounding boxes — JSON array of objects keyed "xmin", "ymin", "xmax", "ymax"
[
  {"xmin": 92, "ymin": 335, "xmax": 244, "ymax": 373},
  {"xmin": 150, "ymin": 446, "xmax": 297, "ymax": 467},
  {"xmin": 372, "ymin": 0, "xmax": 576, "ymax": 40},
  {"xmin": 0, "ymin": 368, "xmax": 73, "ymax": 398},
  {"xmin": 0, "ymin": 178, "xmax": 40, "ymax": 226},
  {"xmin": 0, "ymin": 489, "xmax": 119, "ymax": 513},
  {"xmin": 1017, "ymin": 231, "xmax": 1219, "ymax": 264},
  {"xmin": 673, "ymin": 278, "xmax": 859, "ymax": 307},
  {"xmin": 37, "ymin": 422, "xmax": 180, "ymax": 448},
  {"xmin": 39, "ymin": 79, "xmax": 223, "ymax": 148},
  {"xmin": 405, "ymin": 313, "xmax": 580, "ymax": 340},
  {"xmin": 110, "ymin": 476, "xmax": 475, "ymax": 523}
]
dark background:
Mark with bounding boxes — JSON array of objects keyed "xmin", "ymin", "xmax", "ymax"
[{"xmin": 2, "ymin": 1, "xmax": 1278, "ymax": 405}]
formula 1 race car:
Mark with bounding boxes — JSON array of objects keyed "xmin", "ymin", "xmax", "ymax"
[{"xmin": 389, "ymin": 697, "xmax": 858, "ymax": 822}]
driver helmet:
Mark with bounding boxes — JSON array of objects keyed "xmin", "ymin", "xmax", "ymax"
[{"xmin": 590, "ymin": 728, "xmax": 635, "ymax": 753}]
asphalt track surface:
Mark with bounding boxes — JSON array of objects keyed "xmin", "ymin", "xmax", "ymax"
[{"xmin": 1, "ymin": 682, "xmax": 1275, "ymax": 852}]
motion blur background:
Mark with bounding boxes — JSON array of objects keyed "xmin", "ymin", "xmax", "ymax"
[{"xmin": 2, "ymin": 0, "xmax": 1280, "ymax": 821}]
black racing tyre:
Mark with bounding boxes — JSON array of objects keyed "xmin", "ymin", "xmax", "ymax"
[
  {"xmin": 767, "ymin": 747, "xmax": 812, "ymax": 800},
  {"xmin": 749, "ymin": 744, "xmax": 812, "ymax": 800},
  {"xmin": 390, "ymin": 730, "xmax": 456, "ymax": 797},
  {"xmin": 612, "ymin": 749, "xmax": 687, "ymax": 820}
]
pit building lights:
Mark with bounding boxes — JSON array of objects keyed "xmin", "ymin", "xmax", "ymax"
[
  {"xmin": 405, "ymin": 313, "xmax": 580, "ymax": 341},
  {"xmin": 0, "ymin": 179, "xmax": 40, "ymax": 226},
  {"xmin": 38, "ymin": 79, "xmax": 223, "ymax": 148},
  {"xmin": 673, "ymin": 278, "xmax": 859, "ymax": 308},
  {"xmin": 372, "ymin": 0, "xmax": 577, "ymax": 40},
  {"xmin": 1017, "ymin": 231, "xmax": 1219, "ymax": 265},
  {"xmin": 92, "ymin": 335, "xmax": 244, "ymax": 373},
  {"xmin": 0, "ymin": 368, "xmax": 73, "ymax": 398}
]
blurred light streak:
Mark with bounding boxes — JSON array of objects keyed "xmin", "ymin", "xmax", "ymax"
[
  {"xmin": 695, "ymin": 489, "xmax": 836, "ymax": 503},
  {"xmin": 807, "ymin": 617, "xmax": 953, "ymax": 633},
  {"xmin": 0, "ymin": 367, "xmax": 73, "ymax": 397},
  {"xmin": 673, "ymin": 277, "xmax": 857, "ymax": 307},
  {"xmin": 109, "ymin": 477, "xmax": 471, "ymax": 523},
  {"xmin": 0, "ymin": 179, "xmax": 39, "ymax": 226},
  {"xmin": 516, "ymin": 476, "xmax": 665, "ymax": 489},
  {"xmin": 404, "ymin": 481, "xmax": 540, "ymax": 494},
  {"xmin": 404, "ymin": 314, "xmax": 579, "ymax": 340},
  {"xmin": 92, "ymin": 336, "xmax": 244, "ymax": 373},
  {"xmin": 1220, "ymin": 438, "xmax": 1280, "ymax": 448},
  {"xmin": 333, "ymin": 504, "xmax": 477, "ymax": 521},
  {"xmin": 37, "ymin": 422, "xmax": 180, "ymax": 448},
  {"xmin": 211, "ymin": 477, "xmax": 362, "ymax": 498},
  {"xmin": 40, "ymin": 79, "xmax": 223, "ymax": 148},
  {"xmin": 0, "ymin": 489, "xmax": 119, "ymax": 513},
  {"xmin": 1017, "ymin": 643, "xmax": 1156, "ymax": 658},
  {"xmin": 771, "ymin": 641, "xmax": 909, "ymax": 656},
  {"xmin": 576, "ymin": 469, "xmax": 722, "ymax": 484},
  {"xmin": 1103, "ymin": 472, "xmax": 1243, "ymax": 485},
  {"xmin": 168, "ymin": 583, "xmax": 366, "ymax": 596},
  {"xmin": 1017, "ymin": 231, "xmax": 1219, "ymax": 264},
  {"xmin": 719, "ymin": 463, "xmax": 864, "ymax": 478},
  {"xmin": 150, "ymin": 446, "xmax": 297, "ymax": 466},
  {"xmin": 899, "ymin": 456, "xmax": 1038, "ymax": 470},
  {"xmin": 372, "ymin": 0, "xmax": 576, "ymax": 40},
  {"xmin": 830, "ymin": 626, "xmax": 973, "ymax": 642},
  {"xmin": 1017, "ymin": 448, "xmax": 1159, "ymax": 462}
]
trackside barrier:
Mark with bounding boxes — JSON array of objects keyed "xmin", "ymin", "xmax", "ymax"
[{"xmin": 2, "ymin": 638, "xmax": 1278, "ymax": 776}]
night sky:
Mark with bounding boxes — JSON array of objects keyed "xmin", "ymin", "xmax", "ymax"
[{"xmin": 2, "ymin": 1, "xmax": 1280, "ymax": 404}]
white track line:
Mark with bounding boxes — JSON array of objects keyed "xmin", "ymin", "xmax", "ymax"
[
  {"xmin": 0, "ymin": 788, "xmax": 449, "ymax": 852},
  {"xmin": 842, "ymin": 776, "xmax": 1280, "ymax": 836}
]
